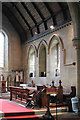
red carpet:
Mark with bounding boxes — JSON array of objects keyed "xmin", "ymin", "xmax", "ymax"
[
  {"xmin": 0, "ymin": 99, "xmax": 73, "ymax": 120},
  {"xmin": 0, "ymin": 99, "xmax": 34, "ymax": 114},
  {"xmin": 0, "ymin": 99, "xmax": 39, "ymax": 120}
]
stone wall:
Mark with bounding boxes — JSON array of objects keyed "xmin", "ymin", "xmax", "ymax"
[
  {"xmin": 22, "ymin": 22, "xmax": 77, "ymax": 87},
  {"xmin": 0, "ymin": 14, "xmax": 22, "ymax": 85},
  {"xmin": 1, "ymin": 14, "xmax": 77, "ymax": 88}
]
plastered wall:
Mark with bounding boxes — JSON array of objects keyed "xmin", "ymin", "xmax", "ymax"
[
  {"xmin": 1, "ymin": 14, "xmax": 77, "ymax": 88},
  {"xmin": 0, "ymin": 14, "xmax": 22, "ymax": 84},
  {"xmin": 22, "ymin": 22, "xmax": 77, "ymax": 87}
]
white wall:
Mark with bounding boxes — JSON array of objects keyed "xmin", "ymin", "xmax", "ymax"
[{"xmin": 22, "ymin": 22, "xmax": 77, "ymax": 87}]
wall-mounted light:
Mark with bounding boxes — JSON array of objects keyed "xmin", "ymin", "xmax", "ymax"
[
  {"xmin": 64, "ymin": 62, "xmax": 76, "ymax": 66},
  {"xmin": 35, "ymin": 32, "xmax": 37, "ymax": 35},
  {"xmin": 50, "ymin": 25, "xmax": 54, "ymax": 30}
]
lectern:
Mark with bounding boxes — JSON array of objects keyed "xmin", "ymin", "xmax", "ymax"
[{"xmin": 42, "ymin": 87, "xmax": 57, "ymax": 120}]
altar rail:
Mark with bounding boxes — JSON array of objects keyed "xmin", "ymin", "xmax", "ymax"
[
  {"xmin": 10, "ymin": 87, "xmax": 30, "ymax": 104},
  {"xmin": 9, "ymin": 85, "xmax": 76, "ymax": 105}
]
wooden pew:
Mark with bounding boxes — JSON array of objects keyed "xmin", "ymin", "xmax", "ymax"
[
  {"xmin": 10, "ymin": 86, "xmax": 45, "ymax": 107},
  {"xmin": 10, "ymin": 86, "xmax": 30, "ymax": 104},
  {"xmin": 50, "ymin": 80, "xmax": 76, "ymax": 103},
  {"xmin": 49, "ymin": 80, "xmax": 63, "ymax": 103},
  {"xmin": 9, "ymin": 84, "xmax": 76, "ymax": 107}
]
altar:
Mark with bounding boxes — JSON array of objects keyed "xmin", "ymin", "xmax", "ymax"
[{"xmin": 20, "ymin": 84, "xmax": 37, "ymax": 92}]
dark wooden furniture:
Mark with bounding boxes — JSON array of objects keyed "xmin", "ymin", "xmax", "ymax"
[
  {"xmin": 57, "ymin": 80, "xmax": 63, "ymax": 103},
  {"xmin": 50, "ymin": 81, "xmax": 76, "ymax": 103},
  {"xmin": 63, "ymin": 86, "xmax": 76, "ymax": 102},
  {"xmin": 9, "ymin": 84, "xmax": 76, "ymax": 107},
  {"xmin": 26, "ymin": 87, "xmax": 47, "ymax": 108},
  {"xmin": 70, "ymin": 86, "xmax": 76, "ymax": 97},
  {"xmin": 10, "ymin": 86, "xmax": 30, "ymax": 104},
  {"xmin": 0, "ymin": 81, "xmax": 6, "ymax": 93}
]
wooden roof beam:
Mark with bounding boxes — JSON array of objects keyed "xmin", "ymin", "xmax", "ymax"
[
  {"xmin": 58, "ymin": 2, "xmax": 68, "ymax": 20},
  {"xmin": 21, "ymin": 2, "xmax": 40, "ymax": 34},
  {"xmin": 21, "ymin": 2, "xmax": 37, "ymax": 25},
  {"xmin": 2, "ymin": 5, "xmax": 27, "ymax": 43},
  {"xmin": 11, "ymin": 3, "xmax": 31, "ymax": 30},
  {"xmin": 32, "ymin": 2, "xmax": 48, "ymax": 30},
  {"xmin": 11, "ymin": 3, "xmax": 34, "ymax": 37},
  {"xmin": 43, "ymin": 2, "xmax": 57, "ymax": 26}
]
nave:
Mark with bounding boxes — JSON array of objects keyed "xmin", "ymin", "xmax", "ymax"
[{"xmin": 0, "ymin": 1, "xmax": 80, "ymax": 120}]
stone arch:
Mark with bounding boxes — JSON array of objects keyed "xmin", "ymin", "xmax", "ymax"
[
  {"xmin": 49, "ymin": 34, "xmax": 66, "ymax": 64},
  {"xmin": 28, "ymin": 44, "xmax": 37, "ymax": 77},
  {"xmin": 49, "ymin": 34, "xmax": 66, "ymax": 66},
  {"xmin": 38, "ymin": 39, "xmax": 49, "ymax": 56},
  {"xmin": 49, "ymin": 34, "xmax": 61, "ymax": 77},
  {"xmin": 39, "ymin": 43, "xmax": 47, "ymax": 77},
  {"xmin": 49, "ymin": 34, "xmax": 64, "ymax": 52},
  {"xmin": 0, "ymin": 29, "xmax": 8, "ymax": 68},
  {"xmin": 28, "ymin": 44, "xmax": 37, "ymax": 59},
  {"xmin": 2, "ymin": 26, "xmax": 9, "ymax": 39},
  {"xmin": 38, "ymin": 40, "xmax": 48, "ymax": 77}
]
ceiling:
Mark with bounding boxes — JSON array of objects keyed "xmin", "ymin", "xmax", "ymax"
[{"xmin": 2, "ymin": 2, "xmax": 71, "ymax": 44}]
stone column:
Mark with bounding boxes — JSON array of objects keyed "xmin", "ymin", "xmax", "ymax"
[
  {"xmin": 35, "ymin": 57, "xmax": 39, "ymax": 84},
  {"xmin": 46, "ymin": 54, "xmax": 50, "ymax": 85},
  {"xmin": 68, "ymin": 2, "xmax": 80, "ymax": 97},
  {"xmin": 73, "ymin": 38, "xmax": 80, "ymax": 97}
]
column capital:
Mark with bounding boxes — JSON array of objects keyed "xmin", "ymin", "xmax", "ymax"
[{"xmin": 72, "ymin": 37, "xmax": 80, "ymax": 48}]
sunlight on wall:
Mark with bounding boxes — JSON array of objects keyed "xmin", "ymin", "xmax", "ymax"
[{"xmin": 0, "ymin": 31, "xmax": 4, "ymax": 68}]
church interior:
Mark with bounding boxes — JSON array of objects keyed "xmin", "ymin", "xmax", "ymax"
[{"xmin": 0, "ymin": 1, "xmax": 80, "ymax": 120}]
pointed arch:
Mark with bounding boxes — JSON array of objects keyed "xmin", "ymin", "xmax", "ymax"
[
  {"xmin": 38, "ymin": 39, "xmax": 49, "ymax": 56},
  {"xmin": 49, "ymin": 34, "xmax": 64, "ymax": 52},
  {"xmin": 49, "ymin": 34, "xmax": 66, "ymax": 65},
  {"xmin": 28, "ymin": 44, "xmax": 37, "ymax": 59},
  {"xmin": 0, "ymin": 29, "xmax": 8, "ymax": 68},
  {"xmin": 39, "ymin": 43, "xmax": 47, "ymax": 77},
  {"xmin": 28, "ymin": 44, "xmax": 37, "ymax": 77}
]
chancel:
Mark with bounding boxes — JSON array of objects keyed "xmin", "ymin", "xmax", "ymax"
[{"xmin": 0, "ymin": 1, "xmax": 80, "ymax": 120}]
